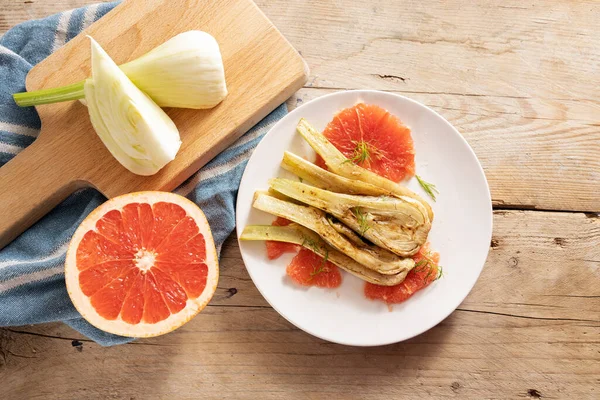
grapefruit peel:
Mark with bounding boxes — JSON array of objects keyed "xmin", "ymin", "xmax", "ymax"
[{"xmin": 65, "ymin": 191, "xmax": 219, "ymax": 338}]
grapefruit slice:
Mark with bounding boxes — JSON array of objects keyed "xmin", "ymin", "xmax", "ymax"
[
  {"xmin": 315, "ymin": 103, "xmax": 415, "ymax": 182},
  {"xmin": 65, "ymin": 191, "xmax": 219, "ymax": 338},
  {"xmin": 364, "ymin": 243, "xmax": 439, "ymax": 304},
  {"xmin": 265, "ymin": 217, "xmax": 300, "ymax": 260},
  {"xmin": 286, "ymin": 248, "xmax": 342, "ymax": 288}
]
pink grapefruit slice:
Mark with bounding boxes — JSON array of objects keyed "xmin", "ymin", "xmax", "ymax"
[
  {"xmin": 265, "ymin": 217, "xmax": 300, "ymax": 260},
  {"xmin": 315, "ymin": 103, "xmax": 415, "ymax": 182},
  {"xmin": 65, "ymin": 191, "xmax": 219, "ymax": 338},
  {"xmin": 286, "ymin": 248, "xmax": 342, "ymax": 288},
  {"xmin": 364, "ymin": 243, "xmax": 439, "ymax": 304}
]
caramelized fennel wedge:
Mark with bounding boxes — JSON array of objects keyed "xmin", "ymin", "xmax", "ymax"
[
  {"xmin": 240, "ymin": 224, "xmax": 410, "ymax": 286},
  {"xmin": 252, "ymin": 193, "xmax": 414, "ymax": 275},
  {"xmin": 281, "ymin": 151, "xmax": 393, "ymax": 196},
  {"xmin": 296, "ymin": 118, "xmax": 434, "ymax": 221},
  {"xmin": 269, "ymin": 178, "xmax": 430, "ymax": 256}
]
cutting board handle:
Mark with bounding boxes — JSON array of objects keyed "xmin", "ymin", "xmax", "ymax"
[{"xmin": 0, "ymin": 139, "xmax": 83, "ymax": 249}]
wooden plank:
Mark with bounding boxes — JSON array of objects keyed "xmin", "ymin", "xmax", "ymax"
[
  {"xmin": 1, "ymin": 210, "xmax": 598, "ymax": 399},
  {"xmin": 1, "ymin": 0, "xmax": 599, "ymax": 212}
]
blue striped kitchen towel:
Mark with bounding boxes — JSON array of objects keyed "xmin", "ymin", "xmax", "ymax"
[{"xmin": 0, "ymin": 2, "xmax": 286, "ymax": 345}]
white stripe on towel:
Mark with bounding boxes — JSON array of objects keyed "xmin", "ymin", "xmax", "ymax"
[
  {"xmin": 52, "ymin": 10, "xmax": 74, "ymax": 52},
  {"xmin": 0, "ymin": 265, "xmax": 63, "ymax": 293},
  {"xmin": 0, "ymin": 142, "xmax": 22, "ymax": 155},
  {"xmin": 0, "ymin": 242, "xmax": 69, "ymax": 293},
  {"xmin": 0, "ymin": 121, "xmax": 39, "ymax": 138},
  {"xmin": 0, "ymin": 242, "xmax": 68, "ymax": 271},
  {"xmin": 0, "ymin": 45, "xmax": 20, "ymax": 57},
  {"xmin": 81, "ymin": 4, "xmax": 100, "ymax": 30}
]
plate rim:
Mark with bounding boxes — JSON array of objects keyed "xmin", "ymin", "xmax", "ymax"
[{"xmin": 235, "ymin": 89, "xmax": 493, "ymax": 346}]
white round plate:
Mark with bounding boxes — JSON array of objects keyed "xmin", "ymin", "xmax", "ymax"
[{"xmin": 235, "ymin": 90, "xmax": 492, "ymax": 346}]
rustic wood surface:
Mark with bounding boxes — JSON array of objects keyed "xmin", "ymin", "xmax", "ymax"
[{"xmin": 1, "ymin": 1, "xmax": 599, "ymax": 399}]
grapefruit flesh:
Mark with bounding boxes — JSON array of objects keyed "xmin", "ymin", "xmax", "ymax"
[
  {"xmin": 265, "ymin": 217, "xmax": 300, "ymax": 260},
  {"xmin": 364, "ymin": 243, "xmax": 439, "ymax": 304},
  {"xmin": 315, "ymin": 103, "xmax": 415, "ymax": 182},
  {"xmin": 286, "ymin": 248, "xmax": 342, "ymax": 288},
  {"xmin": 65, "ymin": 191, "xmax": 219, "ymax": 338}
]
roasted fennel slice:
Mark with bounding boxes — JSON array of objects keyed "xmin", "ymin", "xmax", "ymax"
[
  {"xmin": 281, "ymin": 151, "xmax": 429, "ymax": 225},
  {"xmin": 269, "ymin": 178, "xmax": 430, "ymax": 257},
  {"xmin": 282, "ymin": 151, "xmax": 395, "ymax": 196},
  {"xmin": 240, "ymin": 224, "xmax": 410, "ymax": 286},
  {"xmin": 296, "ymin": 118, "xmax": 434, "ymax": 221},
  {"xmin": 253, "ymin": 193, "xmax": 414, "ymax": 275}
]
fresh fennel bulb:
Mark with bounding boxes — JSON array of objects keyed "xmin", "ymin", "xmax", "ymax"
[
  {"xmin": 84, "ymin": 37, "xmax": 181, "ymax": 176},
  {"xmin": 14, "ymin": 31, "xmax": 228, "ymax": 110},
  {"xmin": 121, "ymin": 31, "xmax": 227, "ymax": 109}
]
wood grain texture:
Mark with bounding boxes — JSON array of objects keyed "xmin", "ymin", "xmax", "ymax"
[
  {"xmin": 1, "ymin": 1, "xmax": 599, "ymax": 399},
  {"xmin": 0, "ymin": 0, "xmax": 307, "ymax": 248},
  {"xmin": 0, "ymin": 211, "xmax": 599, "ymax": 399},
  {"xmin": 1, "ymin": 1, "xmax": 599, "ymax": 212}
]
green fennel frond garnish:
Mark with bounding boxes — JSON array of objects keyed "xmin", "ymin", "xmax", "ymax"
[
  {"xmin": 414, "ymin": 259, "xmax": 429, "ymax": 273},
  {"xmin": 301, "ymin": 235, "xmax": 330, "ymax": 279},
  {"xmin": 436, "ymin": 265, "xmax": 444, "ymax": 280},
  {"xmin": 352, "ymin": 207, "xmax": 371, "ymax": 236},
  {"xmin": 310, "ymin": 248, "xmax": 329, "ymax": 279},
  {"xmin": 341, "ymin": 140, "xmax": 371, "ymax": 165},
  {"xmin": 416, "ymin": 175, "xmax": 439, "ymax": 201}
]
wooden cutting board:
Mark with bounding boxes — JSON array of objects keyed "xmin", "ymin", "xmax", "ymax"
[{"xmin": 0, "ymin": 0, "xmax": 308, "ymax": 249}]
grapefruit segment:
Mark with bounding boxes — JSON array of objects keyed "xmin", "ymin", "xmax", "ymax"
[
  {"xmin": 155, "ymin": 216, "xmax": 199, "ymax": 253},
  {"xmin": 151, "ymin": 268, "xmax": 188, "ymax": 314},
  {"xmin": 79, "ymin": 260, "xmax": 135, "ymax": 297},
  {"xmin": 76, "ymin": 231, "xmax": 133, "ymax": 271},
  {"xmin": 121, "ymin": 203, "xmax": 144, "ymax": 250},
  {"xmin": 89, "ymin": 267, "xmax": 139, "ymax": 320},
  {"xmin": 138, "ymin": 203, "xmax": 155, "ymax": 249},
  {"xmin": 65, "ymin": 191, "xmax": 219, "ymax": 338},
  {"xmin": 142, "ymin": 273, "xmax": 171, "ymax": 324},
  {"xmin": 317, "ymin": 103, "xmax": 415, "ymax": 182},
  {"xmin": 265, "ymin": 217, "xmax": 300, "ymax": 260},
  {"xmin": 364, "ymin": 243, "xmax": 439, "ymax": 304},
  {"xmin": 146, "ymin": 202, "xmax": 187, "ymax": 250},
  {"xmin": 286, "ymin": 248, "xmax": 342, "ymax": 288},
  {"xmin": 120, "ymin": 272, "xmax": 146, "ymax": 324}
]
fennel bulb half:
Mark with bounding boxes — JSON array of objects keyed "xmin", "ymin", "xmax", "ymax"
[
  {"xmin": 120, "ymin": 31, "xmax": 227, "ymax": 109},
  {"xmin": 84, "ymin": 37, "xmax": 181, "ymax": 176},
  {"xmin": 14, "ymin": 31, "xmax": 227, "ymax": 110}
]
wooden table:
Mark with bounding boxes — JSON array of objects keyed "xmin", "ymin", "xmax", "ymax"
[{"xmin": 1, "ymin": 1, "xmax": 598, "ymax": 399}]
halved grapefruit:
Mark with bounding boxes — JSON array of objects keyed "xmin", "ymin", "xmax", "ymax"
[
  {"xmin": 315, "ymin": 103, "xmax": 415, "ymax": 182},
  {"xmin": 65, "ymin": 191, "xmax": 219, "ymax": 338}
]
